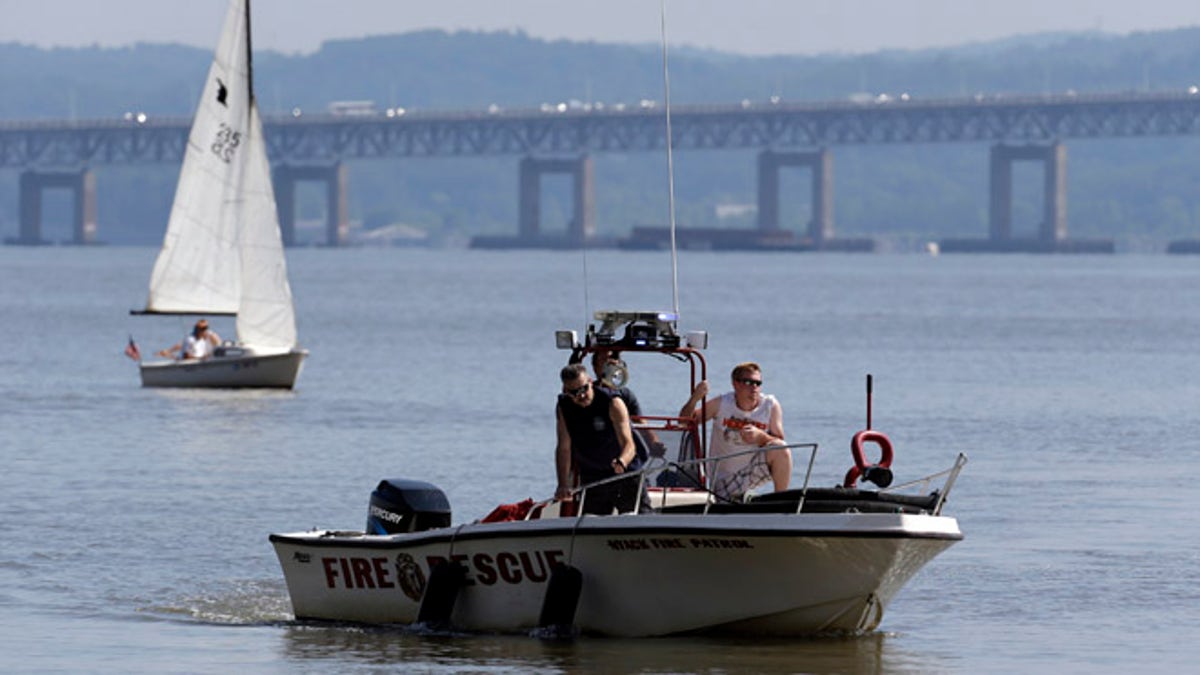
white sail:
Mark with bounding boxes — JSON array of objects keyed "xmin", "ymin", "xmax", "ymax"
[
  {"xmin": 141, "ymin": 0, "xmax": 296, "ymax": 351},
  {"xmin": 236, "ymin": 102, "xmax": 296, "ymax": 350},
  {"xmin": 144, "ymin": 0, "xmax": 249, "ymax": 315}
]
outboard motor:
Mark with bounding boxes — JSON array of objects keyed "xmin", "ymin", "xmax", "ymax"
[{"xmin": 366, "ymin": 478, "xmax": 451, "ymax": 534}]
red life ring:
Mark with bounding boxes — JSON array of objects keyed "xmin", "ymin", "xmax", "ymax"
[{"xmin": 842, "ymin": 429, "xmax": 894, "ymax": 488}]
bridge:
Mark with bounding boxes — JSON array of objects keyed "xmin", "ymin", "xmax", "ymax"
[{"xmin": 4, "ymin": 91, "xmax": 1200, "ymax": 250}]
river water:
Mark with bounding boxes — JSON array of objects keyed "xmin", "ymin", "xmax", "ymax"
[{"xmin": 1, "ymin": 247, "xmax": 1196, "ymax": 673}]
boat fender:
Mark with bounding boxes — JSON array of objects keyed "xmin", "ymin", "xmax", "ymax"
[
  {"xmin": 536, "ymin": 564, "xmax": 583, "ymax": 639},
  {"xmin": 415, "ymin": 560, "xmax": 467, "ymax": 629},
  {"xmin": 843, "ymin": 430, "xmax": 894, "ymax": 489}
]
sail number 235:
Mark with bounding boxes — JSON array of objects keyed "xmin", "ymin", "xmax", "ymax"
[{"xmin": 211, "ymin": 124, "xmax": 242, "ymax": 163}]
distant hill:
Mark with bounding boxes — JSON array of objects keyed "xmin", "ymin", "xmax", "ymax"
[
  {"xmin": 7, "ymin": 27, "xmax": 1200, "ymax": 118},
  {"xmin": 3, "ymin": 27, "xmax": 1200, "ymax": 244}
]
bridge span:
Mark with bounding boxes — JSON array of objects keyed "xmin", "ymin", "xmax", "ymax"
[{"xmin": 4, "ymin": 91, "xmax": 1200, "ymax": 250}]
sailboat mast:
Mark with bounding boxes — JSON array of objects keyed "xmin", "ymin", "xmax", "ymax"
[{"xmin": 244, "ymin": 0, "xmax": 254, "ymax": 105}]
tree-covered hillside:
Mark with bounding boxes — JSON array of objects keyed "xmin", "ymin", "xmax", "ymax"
[{"xmin": 2, "ymin": 27, "xmax": 1200, "ymax": 244}]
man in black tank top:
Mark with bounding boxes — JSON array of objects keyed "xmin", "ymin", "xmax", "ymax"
[{"xmin": 555, "ymin": 363, "xmax": 646, "ymax": 515}]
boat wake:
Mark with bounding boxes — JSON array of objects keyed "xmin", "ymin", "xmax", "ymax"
[{"xmin": 142, "ymin": 578, "xmax": 293, "ymax": 625}]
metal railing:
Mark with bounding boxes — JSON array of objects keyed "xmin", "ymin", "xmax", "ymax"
[
  {"xmin": 563, "ymin": 441, "xmax": 816, "ymax": 515},
  {"xmin": 559, "ymin": 444, "xmax": 967, "ymax": 517},
  {"xmin": 882, "ymin": 452, "xmax": 969, "ymax": 516}
]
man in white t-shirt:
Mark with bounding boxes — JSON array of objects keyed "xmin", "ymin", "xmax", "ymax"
[{"xmin": 679, "ymin": 362, "xmax": 792, "ymax": 501}]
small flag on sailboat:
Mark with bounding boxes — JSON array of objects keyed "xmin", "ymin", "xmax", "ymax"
[{"xmin": 124, "ymin": 336, "xmax": 141, "ymax": 362}]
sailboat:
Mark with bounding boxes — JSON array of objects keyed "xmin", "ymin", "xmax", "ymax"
[{"xmin": 133, "ymin": 0, "xmax": 307, "ymax": 389}]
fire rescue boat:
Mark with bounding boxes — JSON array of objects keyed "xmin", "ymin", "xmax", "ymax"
[{"xmin": 269, "ymin": 310, "xmax": 966, "ymax": 637}]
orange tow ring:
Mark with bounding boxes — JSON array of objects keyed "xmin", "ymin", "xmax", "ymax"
[{"xmin": 842, "ymin": 429, "xmax": 895, "ymax": 488}]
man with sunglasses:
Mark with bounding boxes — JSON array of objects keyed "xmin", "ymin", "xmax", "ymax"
[
  {"xmin": 555, "ymin": 363, "xmax": 645, "ymax": 515},
  {"xmin": 679, "ymin": 361, "xmax": 792, "ymax": 501}
]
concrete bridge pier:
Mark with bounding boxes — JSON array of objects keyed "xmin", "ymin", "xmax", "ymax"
[
  {"xmin": 942, "ymin": 142, "xmax": 1111, "ymax": 253},
  {"xmin": 621, "ymin": 148, "xmax": 871, "ymax": 251},
  {"xmin": 517, "ymin": 155, "xmax": 595, "ymax": 244},
  {"xmin": 989, "ymin": 142, "xmax": 1067, "ymax": 242},
  {"xmin": 757, "ymin": 148, "xmax": 834, "ymax": 244},
  {"xmin": 273, "ymin": 163, "xmax": 349, "ymax": 247},
  {"xmin": 8, "ymin": 168, "xmax": 98, "ymax": 245}
]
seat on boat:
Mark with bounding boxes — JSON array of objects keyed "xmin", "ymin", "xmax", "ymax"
[
  {"xmin": 755, "ymin": 487, "xmax": 942, "ymax": 514},
  {"xmin": 656, "ymin": 500, "xmax": 802, "ymax": 515},
  {"xmin": 656, "ymin": 487, "xmax": 942, "ymax": 515}
]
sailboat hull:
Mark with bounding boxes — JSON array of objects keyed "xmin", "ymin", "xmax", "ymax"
[{"xmin": 139, "ymin": 349, "xmax": 307, "ymax": 389}]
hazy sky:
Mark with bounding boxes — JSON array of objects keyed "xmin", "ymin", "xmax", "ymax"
[{"xmin": 3, "ymin": 0, "xmax": 1200, "ymax": 56}]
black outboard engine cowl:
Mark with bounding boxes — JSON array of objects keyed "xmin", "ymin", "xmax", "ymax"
[{"xmin": 366, "ymin": 479, "xmax": 451, "ymax": 535}]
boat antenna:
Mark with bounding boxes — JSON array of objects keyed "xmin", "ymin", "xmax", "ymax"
[
  {"xmin": 660, "ymin": 0, "xmax": 680, "ymax": 317},
  {"xmin": 866, "ymin": 373, "xmax": 873, "ymax": 429},
  {"xmin": 581, "ymin": 243, "xmax": 591, "ymax": 330}
]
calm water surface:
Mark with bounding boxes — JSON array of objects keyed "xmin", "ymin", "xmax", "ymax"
[{"xmin": 1, "ymin": 247, "xmax": 1197, "ymax": 673}]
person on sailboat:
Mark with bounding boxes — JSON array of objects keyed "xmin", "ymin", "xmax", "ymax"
[
  {"xmin": 555, "ymin": 363, "xmax": 647, "ymax": 515},
  {"xmin": 679, "ymin": 362, "xmax": 792, "ymax": 501},
  {"xmin": 156, "ymin": 319, "xmax": 221, "ymax": 360}
]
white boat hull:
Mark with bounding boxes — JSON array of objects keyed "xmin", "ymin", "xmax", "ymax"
[
  {"xmin": 140, "ymin": 349, "xmax": 307, "ymax": 389},
  {"xmin": 270, "ymin": 512, "xmax": 961, "ymax": 637}
]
